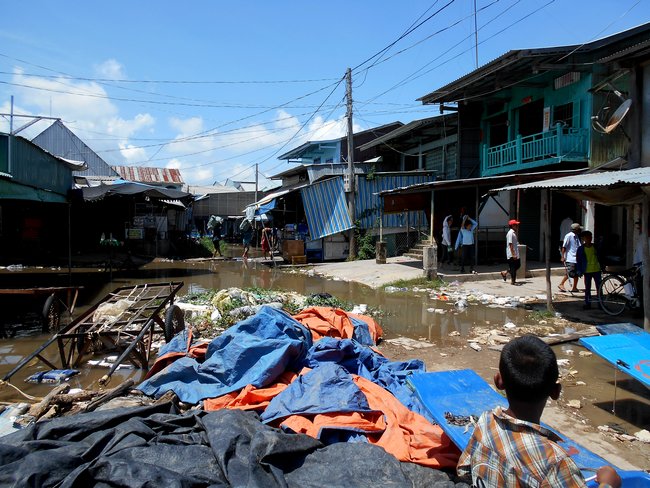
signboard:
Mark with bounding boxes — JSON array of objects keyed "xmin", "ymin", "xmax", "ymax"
[
  {"xmin": 126, "ymin": 228, "xmax": 144, "ymax": 240},
  {"xmin": 543, "ymin": 106, "xmax": 551, "ymax": 132}
]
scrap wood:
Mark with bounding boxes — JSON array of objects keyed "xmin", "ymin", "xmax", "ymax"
[
  {"xmin": 488, "ymin": 327, "xmax": 599, "ymax": 351},
  {"xmin": 28, "ymin": 383, "xmax": 70, "ymax": 421},
  {"xmin": 84, "ymin": 378, "xmax": 135, "ymax": 413},
  {"xmin": 54, "ymin": 390, "xmax": 100, "ymax": 405}
]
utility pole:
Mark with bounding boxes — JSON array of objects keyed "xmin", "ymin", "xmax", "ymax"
[
  {"xmin": 8, "ymin": 96, "xmax": 13, "ymax": 173},
  {"xmin": 254, "ymin": 163, "xmax": 259, "ymax": 204},
  {"xmin": 473, "ymin": 0, "xmax": 479, "ymax": 69},
  {"xmin": 346, "ymin": 68, "xmax": 356, "ymax": 259}
]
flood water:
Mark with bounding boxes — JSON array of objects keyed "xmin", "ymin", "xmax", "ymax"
[{"xmin": 0, "ymin": 257, "xmax": 648, "ymax": 448}]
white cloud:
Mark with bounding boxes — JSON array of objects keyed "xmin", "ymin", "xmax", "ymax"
[
  {"xmin": 107, "ymin": 113, "xmax": 155, "ymax": 139},
  {"xmin": 166, "ymin": 158, "xmax": 182, "ymax": 169},
  {"xmin": 167, "ymin": 116, "xmax": 217, "ymax": 155},
  {"xmin": 119, "ymin": 142, "xmax": 147, "ymax": 163},
  {"xmin": 94, "ymin": 59, "xmax": 126, "ymax": 80},
  {"xmin": 5, "ymin": 66, "xmax": 156, "ymax": 164}
]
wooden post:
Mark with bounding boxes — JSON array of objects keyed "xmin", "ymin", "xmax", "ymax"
[
  {"xmin": 545, "ymin": 189, "xmax": 554, "ymax": 312},
  {"xmin": 642, "ymin": 195, "xmax": 650, "ymax": 331}
]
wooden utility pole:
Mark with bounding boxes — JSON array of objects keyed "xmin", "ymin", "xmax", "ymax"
[
  {"xmin": 346, "ymin": 68, "xmax": 356, "ymax": 259},
  {"xmin": 254, "ymin": 163, "xmax": 259, "ymax": 204}
]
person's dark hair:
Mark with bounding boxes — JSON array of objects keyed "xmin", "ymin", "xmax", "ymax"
[
  {"xmin": 581, "ymin": 230, "xmax": 592, "ymax": 238},
  {"xmin": 499, "ymin": 335, "xmax": 558, "ymax": 402}
]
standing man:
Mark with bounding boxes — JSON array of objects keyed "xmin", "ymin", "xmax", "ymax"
[
  {"xmin": 559, "ymin": 222, "xmax": 582, "ymax": 292},
  {"xmin": 501, "ymin": 219, "xmax": 521, "ymax": 285}
]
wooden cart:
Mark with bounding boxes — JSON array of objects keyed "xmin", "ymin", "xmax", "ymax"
[{"xmin": 3, "ymin": 282, "xmax": 185, "ymax": 385}]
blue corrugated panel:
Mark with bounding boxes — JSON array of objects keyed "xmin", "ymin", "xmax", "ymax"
[
  {"xmin": 301, "ymin": 177, "xmax": 353, "ymax": 239},
  {"xmin": 356, "ymin": 174, "xmax": 432, "ymax": 229}
]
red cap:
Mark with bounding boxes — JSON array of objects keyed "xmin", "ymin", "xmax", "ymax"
[{"xmin": 508, "ymin": 219, "xmax": 520, "ymax": 225}]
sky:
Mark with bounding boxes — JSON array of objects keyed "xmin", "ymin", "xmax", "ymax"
[{"xmin": 0, "ymin": 1, "xmax": 648, "ymax": 189}]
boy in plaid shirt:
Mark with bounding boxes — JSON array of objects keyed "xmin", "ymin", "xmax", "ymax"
[{"xmin": 457, "ymin": 335, "xmax": 620, "ymax": 487}]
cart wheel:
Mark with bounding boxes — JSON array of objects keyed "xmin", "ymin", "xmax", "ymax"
[
  {"xmin": 42, "ymin": 294, "xmax": 61, "ymax": 333},
  {"xmin": 164, "ymin": 305, "xmax": 185, "ymax": 343}
]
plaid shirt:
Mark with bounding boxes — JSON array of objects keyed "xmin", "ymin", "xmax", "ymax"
[{"xmin": 457, "ymin": 407, "xmax": 587, "ymax": 487}]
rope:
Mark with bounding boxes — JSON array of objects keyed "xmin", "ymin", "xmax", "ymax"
[{"xmin": 0, "ymin": 380, "xmax": 42, "ymax": 402}]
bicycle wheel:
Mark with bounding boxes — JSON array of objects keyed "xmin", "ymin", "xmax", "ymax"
[{"xmin": 599, "ymin": 274, "xmax": 628, "ymax": 316}]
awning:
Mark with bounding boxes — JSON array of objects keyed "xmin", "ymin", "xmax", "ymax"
[
  {"xmin": 82, "ymin": 179, "xmax": 194, "ymax": 204},
  {"xmin": 245, "ymin": 183, "xmax": 310, "ymax": 214},
  {"xmin": 301, "ymin": 177, "xmax": 354, "ymax": 239},
  {"xmin": 0, "ymin": 178, "xmax": 68, "ymax": 203},
  {"xmin": 490, "ymin": 167, "xmax": 650, "ymax": 205}
]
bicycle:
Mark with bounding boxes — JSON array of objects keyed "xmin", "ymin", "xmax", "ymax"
[{"xmin": 598, "ymin": 264, "xmax": 642, "ymax": 316}]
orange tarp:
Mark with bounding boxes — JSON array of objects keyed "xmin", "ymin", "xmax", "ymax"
[
  {"xmin": 272, "ymin": 374, "xmax": 460, "ymax": 469},
  {"xmin": 203, "ymin": 371, "xmax": 298, "ymax": 411},
  {"xmin": 293, "ymin": 307, "xmax": 383, "ymax": 344}
]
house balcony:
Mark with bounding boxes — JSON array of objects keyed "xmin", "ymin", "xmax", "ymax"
[{"xmin": 482, "ymin": 124, "xmax": 589, "ymax": 176}]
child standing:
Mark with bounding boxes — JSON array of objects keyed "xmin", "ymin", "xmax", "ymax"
[
  {"xmin": 577, "ymin": 230, "xmax": 602, "ymax": 309},
  {"xmin": 457, "ymin": 335, "xmax": 620, "ymax": 487}
]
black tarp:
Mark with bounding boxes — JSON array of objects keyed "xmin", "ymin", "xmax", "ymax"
[{"xmin": 0, "ymin": 403, "xmax": 469, "ymax": 488}]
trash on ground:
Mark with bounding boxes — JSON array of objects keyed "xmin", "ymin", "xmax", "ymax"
[{"xmin": 385, "ymin": 337, "xmax": 434, "ymax": 350}]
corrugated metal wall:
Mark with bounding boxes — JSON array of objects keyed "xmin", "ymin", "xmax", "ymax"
[
  {"xmin": 32, "ymin": 121, "xmax": 118, "ymax": 177},
  {"xmin": 0, "ymin": 135, "xmax": 72, "ymax": 199},
  {"xmin": 192, "ymin": 191, "xmax": 257, "ymax": 219},
  {"xmin": 301, "ymin": 177, "xmax": 353, "ymax": 239},
  {"xmin": 356, "ymin": 174, "xmax": 433, "ymax": 229}
]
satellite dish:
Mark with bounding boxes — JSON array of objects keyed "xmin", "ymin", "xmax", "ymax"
[
  {"xmin": 602, "ymin": 98, "xmax": 632, "ymax": 133},
  {"xmin": 592, "ymin": 85, "xmax": 633, "ymax": 134}
]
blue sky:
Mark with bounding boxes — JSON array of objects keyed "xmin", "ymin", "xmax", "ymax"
[{"xmin": 0, "ymin": 0, "xmax": 647, "ymax": 188}]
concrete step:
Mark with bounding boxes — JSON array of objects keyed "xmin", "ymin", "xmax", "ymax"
[{"xmin": 404, "ymin": 252, "xmax": 424, "ymax": 259}]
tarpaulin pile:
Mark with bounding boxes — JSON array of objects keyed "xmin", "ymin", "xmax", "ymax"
[
  {"xmin": 138, "ymin": 306, "xmax": 459, "ymax": 469},
  {"xmin": 0, "ymin": 405, "xmax": 468, "ymax": 487},
  {"xmin": 0, "ymin": 306, "xmax": 466, "ymax": 487}
]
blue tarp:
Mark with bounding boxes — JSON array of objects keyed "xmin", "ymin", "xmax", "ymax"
[
  {"xmin": 406, "ymin": 369, "xmax": 612, "ymax": 478},
  {"xmin": 304, "ymin": 338, "xmax": 431, "ymax": 420},
  {"xmin": 138, "ymin": 308, "xmax": 429, "ymax": 420},
  {"xmin": 580, "ymin": 331, "xmax": 650, "ymax": 388},
  {"xmin": 138, "ymin": 306, "xmax": 313, "ymax": 403},
  {"xmin": 261, "ymin": 362, "xmax": 377, "ymax": 425}
]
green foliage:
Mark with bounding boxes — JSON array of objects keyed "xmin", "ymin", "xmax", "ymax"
[
  {"xmin": 382, "ymin": 277, "xmax": 446, "ymax": 290},
  {"xmin": 528, "ymin": 309, "xmax": 555, "ymax": 321},
  {"xmin": 305, "ymin": 293, "xmax": 353, "ymax": 310}
]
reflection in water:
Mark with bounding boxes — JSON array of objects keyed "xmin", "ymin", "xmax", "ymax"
[{"xmin": 1, "ymin": 259, "xmax": 647, "ymax": 442}]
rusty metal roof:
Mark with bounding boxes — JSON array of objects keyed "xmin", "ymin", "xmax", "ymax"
[{"xmin": 111, "ymin": 165, "xmax": 184, "ymax": 184}]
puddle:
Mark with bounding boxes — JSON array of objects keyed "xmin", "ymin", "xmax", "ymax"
[{"xmin": 0, "ymin": 258, "xmax": 647, "ymax": 448}]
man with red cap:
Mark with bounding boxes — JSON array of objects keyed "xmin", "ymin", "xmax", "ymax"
[{"xmin": 501, "ymin": 219, "xmax": 521, "ymax": 285}]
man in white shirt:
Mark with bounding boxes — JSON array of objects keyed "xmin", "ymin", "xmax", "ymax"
[
  {"xmin": 501, "ymin": 219, "xmax": 521, "ymax": 285},
  {"xmin": 559, "ymin": 223, "xmax": 582, "ymax": 292}
]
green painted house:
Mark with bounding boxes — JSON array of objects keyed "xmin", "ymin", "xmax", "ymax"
[{"xmin": 418, "ymin": 22, "xmax": 650, "ymax": 177}]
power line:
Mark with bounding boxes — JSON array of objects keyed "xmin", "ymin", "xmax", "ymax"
[{"xmin": 352, "ymin": 0, "xmax": 456, "ymax": 72}]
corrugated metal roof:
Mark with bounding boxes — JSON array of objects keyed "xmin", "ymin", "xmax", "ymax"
[
  {"xmin": 377, "ymin": 169, "xmax": 585, "ymax": 196},
  {"xmin": 32, "ymin": 120, "xmax": 117, "ymax": 177},
  {"xmin": 492, "ymin": 167, "xmax": 650, "ymax": 192},
  {"xmin": 112, "ymin": 165, "xmax": 184, "ymax": 184},
  {"xmin": 358, "ymin": 114, "xmax": 457, "ymax": 151},
  {"xmin": 419, "ymin": 22, "xmax": 650, "ymax": 104}
]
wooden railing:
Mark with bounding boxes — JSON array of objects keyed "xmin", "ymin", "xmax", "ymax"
[{"xmin": 483, "ymin": 123, "xmax": 588, "ymax": 175}]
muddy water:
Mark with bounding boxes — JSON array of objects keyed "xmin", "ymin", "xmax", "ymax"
[{"xmin": 0, "ymin": 258, "xmax": 648, "ymax": 448}]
